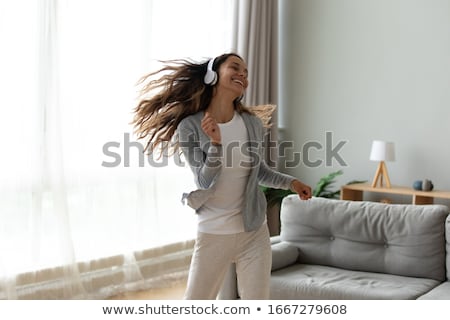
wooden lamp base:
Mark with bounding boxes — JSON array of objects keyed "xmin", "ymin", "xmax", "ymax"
[{"xmin": 371, "ymin": 161, "xmax": 392, "ymax": 188}]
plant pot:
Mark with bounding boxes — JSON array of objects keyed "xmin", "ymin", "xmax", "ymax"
[{"xmin": 266, "ymin": 202, "xmax": 281, "ymax": 236}]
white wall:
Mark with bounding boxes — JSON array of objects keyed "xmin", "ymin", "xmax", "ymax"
[{"xmin": 278, "ymin": 0, "xmax": 450, "ymax": 203}]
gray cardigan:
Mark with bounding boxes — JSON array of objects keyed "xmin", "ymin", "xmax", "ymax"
[{"xmin": 177, "ymin": 111, "xmax": 296, "ymax": 232}]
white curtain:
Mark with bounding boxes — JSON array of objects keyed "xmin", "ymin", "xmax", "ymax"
[{"xmin": 0, "ymin": 0, "xmax": 233, "ymax": 299}]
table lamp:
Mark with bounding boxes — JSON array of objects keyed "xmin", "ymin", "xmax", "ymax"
[{"xmin": 370, "ymin": 140, "xmax": 395, "ymax": 188}]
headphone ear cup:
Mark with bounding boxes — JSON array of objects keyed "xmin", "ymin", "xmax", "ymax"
[
  {"xmin": 204, "ymin": 58, "xmax": 217, "ymax": 85},
  {"xmin": 209, "ymin": 72, "xmax": 218, "ymax": 85},
  {"xmin": 204, "ymin": 71, "xmax": 217, "ymax": 85}
]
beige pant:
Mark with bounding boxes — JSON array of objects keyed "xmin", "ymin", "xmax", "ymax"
[{"xmin": 184, "ymin": 223, "xmax": 271, "ymax": 300}]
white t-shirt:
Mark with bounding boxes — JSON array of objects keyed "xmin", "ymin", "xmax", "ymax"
[{"xmin": 197, "ymin": 112, "xmax": 253, "ymax": 234}]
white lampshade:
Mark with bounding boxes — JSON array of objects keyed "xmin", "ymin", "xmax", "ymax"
[{"xmin": 370, "ymin": 140, "xmax": 395, "ymax": 162}]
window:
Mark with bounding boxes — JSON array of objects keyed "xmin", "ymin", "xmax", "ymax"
[{"xmin": 0, "ymin": 0, "xmax": 233, "ymax": 277}]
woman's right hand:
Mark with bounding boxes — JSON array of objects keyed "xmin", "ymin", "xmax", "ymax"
[{"xmin": 201, "ymin": 112, "xmax": 221, "ymax": 145}]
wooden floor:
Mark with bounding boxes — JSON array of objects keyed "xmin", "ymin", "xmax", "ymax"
[{"xmin": 108, "ymin": 281, "xmax": 187, "ymax": 300}]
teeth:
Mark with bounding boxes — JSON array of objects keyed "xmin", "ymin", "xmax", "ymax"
[{"xmin": 233, "ymin": 79, "xmax": 243, "ymax": 86}]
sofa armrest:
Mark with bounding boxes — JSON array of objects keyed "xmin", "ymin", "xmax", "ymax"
[
  {"xmin": 272, "ymin": 242, "xmax": 299, "ymax": 271},
  {"xmin": 418, "ymin": 281, "xmax": 450, "ymax": 300},
  {"xmin": 270, "ymin": 235, "xmax": 282, "ymax": 245}
]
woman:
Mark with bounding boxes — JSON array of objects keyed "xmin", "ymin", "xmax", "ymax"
[{"xmin": 133, "ymin": 53, "xmax": 311, "ymax": 299}]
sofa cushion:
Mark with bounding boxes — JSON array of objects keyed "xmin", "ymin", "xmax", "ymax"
[
  {"xmin": 280, "ymin": 196, "xmax": 449, "ymax": 281},
  {"xmin": 271, "ymin": 242, "xmax": 299, "ymax": 271},
  {"xmin": 270, "ymin": 263, "xmax": 440, "ymax": 300}
]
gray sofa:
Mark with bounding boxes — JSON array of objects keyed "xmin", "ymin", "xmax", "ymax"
[{"xmin": 269, "ymin": 196, "xmax": 450, "ymax": 299}]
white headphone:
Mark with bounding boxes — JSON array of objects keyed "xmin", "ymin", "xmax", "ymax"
[{"xmin": 203, "ymin": 58, "xmax": 217, "ymax": 85}]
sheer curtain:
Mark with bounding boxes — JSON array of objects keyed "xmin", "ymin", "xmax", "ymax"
[{"xmin": 0, "ymin": 0, "xmax": 233, "ymax": 299}]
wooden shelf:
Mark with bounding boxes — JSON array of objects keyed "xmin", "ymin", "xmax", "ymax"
[{"xmin": 341, "ymin": 183, "xmax": 450, "ymax": 205}]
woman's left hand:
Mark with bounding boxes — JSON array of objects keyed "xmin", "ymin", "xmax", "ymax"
[{"xmin": 291, "ymin": 180, "xmax": 312, "ymax": 200}]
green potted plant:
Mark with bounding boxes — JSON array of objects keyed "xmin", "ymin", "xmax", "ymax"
[
  {"xmin": 262, "ymin": 169, "xmax": 344, "ymax": 206},
  {"xmin": 262, "ymin": 170, "xmax": 351, "ymax": 236},
  {"xmin": 312, "ymin": 169, "xmax": 344, "ymax": 199}
]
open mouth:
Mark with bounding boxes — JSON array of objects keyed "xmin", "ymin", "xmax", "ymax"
[{"xmin": 232, "ymin": 79, "xmax": 244, "ymax": 87}]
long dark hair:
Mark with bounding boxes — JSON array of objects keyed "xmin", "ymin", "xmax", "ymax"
[{"xmin": 132, "ymin": 53, "xmax": 251, "ymax": 155}]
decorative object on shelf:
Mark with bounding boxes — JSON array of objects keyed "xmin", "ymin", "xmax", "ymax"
[
  {"xmin": 423, "ymin": 179, "xmax": 434, "ymax": 191},
  {"xmin": 413, "ymin": 179, "xmax": 434, "ymax": 191},
  {"xmin": 369, "ymin": 140, "xmax": 395, "ymax": 188},
  {"xmin": 412, "ymin": 180, "xmax": 423, "ymax": 191}
]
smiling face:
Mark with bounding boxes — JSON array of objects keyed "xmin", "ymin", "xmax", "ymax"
[{"xmin": 216, "ymin": 55, "xmax": 249, "ymax": 100}]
